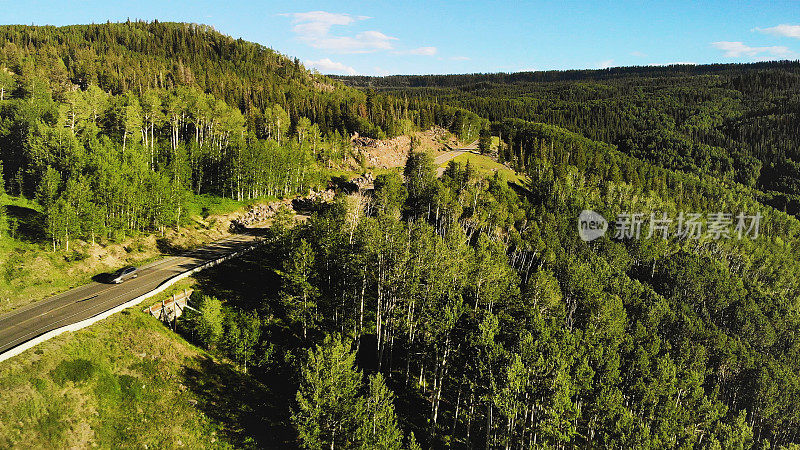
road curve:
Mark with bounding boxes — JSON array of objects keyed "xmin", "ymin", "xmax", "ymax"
[
  {"xmin": 435, "ymin": 139, "xmax": 480, "ymax": 175},
  {"xmin": 0, "ymin": 232, "xmax": 264, "ymax": 356}
]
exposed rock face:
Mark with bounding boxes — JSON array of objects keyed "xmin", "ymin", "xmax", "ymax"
[
  {"xmin": 349, "ymin": 172, "xmax": 374, "ymax": 190},
  {"xmin": 229, "ymin": 189, "xmax": 335, "ymax": 230},
  {"xmin": 350, "ymin": 133, "xmax": 381, "ymax": 147},
  {"xmin": 231, "ymin": 127, "xmax": 459, "ymax": 231},
  {"xmin": 350, "ymin": 127, "xmax": 456, "ymax": 169}
]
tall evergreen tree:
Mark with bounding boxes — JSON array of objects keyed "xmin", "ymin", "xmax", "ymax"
[{"xmin": 294, "ymin": 334, "xmax": 363, "ymax": 450}]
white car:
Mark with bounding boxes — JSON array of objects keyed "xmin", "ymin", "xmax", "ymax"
[{"xmin": 109, "ymin": 266, "xmax": 139, "ymax": 284}]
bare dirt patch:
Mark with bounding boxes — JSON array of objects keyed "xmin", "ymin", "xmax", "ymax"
[{"xmin": 351, "ymin": 127, "xmax": 461, "ymax": 169}]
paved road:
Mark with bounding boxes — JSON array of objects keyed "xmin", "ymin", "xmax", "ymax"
[
  {"xmin": 0, "ymin": 232, "xmax": 264, "ymax": 355},
  {"xmin": 435, "ymin": 139, "xmax": 480, "ymax": 175}
]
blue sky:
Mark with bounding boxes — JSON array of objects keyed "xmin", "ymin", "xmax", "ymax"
[{"xmin": 1, "ymin": 0, "xmax": 799, "ymax": 75}]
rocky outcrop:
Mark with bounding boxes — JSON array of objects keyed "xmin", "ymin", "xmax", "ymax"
[
  {"xmin": 350, "ymin": 172, "xmax": 374, "ymax": 190},
  {"xmin": 350, "ymin": 127, "xmax": 456, "ymax": 169},
  {"xmin": 229, "ymin": 189, "xmax": 336, "ymax": 230}
]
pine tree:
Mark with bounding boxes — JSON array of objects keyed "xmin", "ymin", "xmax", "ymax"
[
  {"xmin": 224, "ymin": 310, "xmax": 262, "ymax": 372},
  {"xmin": 37, "ymin": 166, "xmax": 61, "ymax": 251},
  {"xmin": 478, "ymin": 128, "xmax": 492, "ymax": 154},
  {"xmin": 356, "ymin": 373, "xmax": 403, "ymax": 450},
  {"xmin": 280, "ymin": 238, "xmax": 318, "ymax": 339},
  {"xmin": 293, "ymin": 334, "xmax": 363, "ymax": 449},
  {"xmin": 195, "ymin": 296, "xmax": 224, "ymax": 349},
  {"xmin": 0, "ymin": 160, "xmax": 5, "ymax": 197},
  {"xmin": 0, "ymin": 161, "xmax": 5, "ymax": 237}
]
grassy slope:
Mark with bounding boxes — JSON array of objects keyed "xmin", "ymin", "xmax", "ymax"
[
  {"xmin": 443, "ymin": 152, "xmax": 526, "ymax": 185},
  {"xmin": 0, "ymin": 308, "xmax": 235, "ymax": 448},
  {"xmin": 0, "ymin": 250, "xmax": 294, "ymax": 449}
]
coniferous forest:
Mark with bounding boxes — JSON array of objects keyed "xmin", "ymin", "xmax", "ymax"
[
  {"xmin": 0, "ymin": 21, "xmax": 483, "ymax": 250},
  {"xmin": 3, "ymin": 20, "xmax": 800, "ymax": 449}
]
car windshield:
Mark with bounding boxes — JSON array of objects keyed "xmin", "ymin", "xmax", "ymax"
[{"xmin": 114, "ymin": 267, "xmax": 134, "ymax": 276}]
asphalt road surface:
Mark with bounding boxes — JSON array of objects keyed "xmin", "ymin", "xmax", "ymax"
[
  {"xmin": 0, "ymin": 231, "xmax": 264, "ymax": 355},
  {"xmin": 435, "ymin": 139, "xmax": 480, "ymax": 176}
]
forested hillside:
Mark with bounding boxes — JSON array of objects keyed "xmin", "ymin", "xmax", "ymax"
[
  {"xmin": 336, "ymin": 62, "xmax": 800, "ymax": 214},
  {"xmin": 181, "ymin": 140, "xmax": 800, "ymax": 447},
  {"xmin": 297, "ymin": 64, "xmax": 800, "ymax": 448},
  {"xmin": 0, "ymin": 21, "xmax": 484, "ymax": 250},
  {"xmin": 5, "ymin": 20, "xmax": 800, "ymax": 449}
]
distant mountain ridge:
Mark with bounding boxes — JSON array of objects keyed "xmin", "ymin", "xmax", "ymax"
[{"xmin": 332, "ymin": 60, "xmax": 800, "ymax": 87}]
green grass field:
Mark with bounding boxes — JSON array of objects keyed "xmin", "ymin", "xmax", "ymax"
[
  {"xmin": 443, "ymin": 152, "xmax": 526, "ymax": 185},
  {"xmin": 183, "ymin": 194, "xmax": 255, "ymax": 221}
]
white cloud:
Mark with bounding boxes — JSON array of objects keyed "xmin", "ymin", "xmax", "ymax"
[
  {"xmin": 305, "ymin": 58, "xmax": 358, "ymax": 75},
  {"xmin": 312, "ymin": 31, "xmax": 397, "ymax": 53},
  {"xmin": 374, "ymin": 66, "xmax": 392, "ymax": 76},
  {"xmin": 281, "ymin": 11, "xmax": 397, "ymax": 53},
  {"xmin": 450, "ymin": 56, "xmax": 470, "ymax": 61},
  {"xmin": 280, "ymin": 11, "xmax": 356, "ymax": 37},
  {"xmin": 394, "ymin": 46, "xmax": 438, "ymax": 56},
  {"xmin": 711, "ymin": 41, "xmax": 793, "ymax": 58},
  {"xmin": 630, "ymin": 51, "xmax": 647, "ymax": 57},
  {"xmin": 755, "ymin": 24, "xmax": 800, "ymax": 38},
  {"xmin": 596, "ymin": 59, "xmax": 615, "ymax": 69}
]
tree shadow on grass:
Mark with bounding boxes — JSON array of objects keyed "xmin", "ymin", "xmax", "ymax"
[
  {"xmin": 155, "ymin": 237, "xmax": 191, "ymax": 256},
  {"xmin": 6, "ymin": 204, "xmax": 46, "ymax": 243},
  {"xmin": 179, "ymin": 240, "xmax": 302, "ymax": 447},
  {"xmin": 182, "ymin": 355, "xmax": 298, "ymax": 449}
]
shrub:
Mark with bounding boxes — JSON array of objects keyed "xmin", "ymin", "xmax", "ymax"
[{"xmin": 50, "ymin": 358, "xmax": 97, "ymax": 385}]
